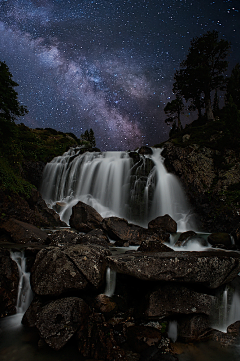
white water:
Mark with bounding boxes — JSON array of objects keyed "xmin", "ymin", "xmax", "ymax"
[
  {"xmin": 168, "ymin": 320, "xmax": 178, "ymax": 342},
  {"xmin": 10, "ymin": 251, "xmax": 33, "ymax": 316},
  {"xmin": 40, "ymin": 147, "xmax": 196, "ymax": 231},
  {"xmin": 213, "ymin": 287, "xmax": 240, "ymax": 332},
  {"xmin": 104, "ymin": 267, "xmax": 117, "ymax": 297}
]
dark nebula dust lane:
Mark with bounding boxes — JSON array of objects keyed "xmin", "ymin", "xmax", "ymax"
[{"xmin": 0, "ymin": 0, "xmax": 239, "ymax": 150}]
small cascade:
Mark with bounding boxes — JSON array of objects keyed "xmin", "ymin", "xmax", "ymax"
[
  {"xmin": 168, "ymin": 320, "xmax": 178, "ymax": 342},
  {"xmin": 213, "ymin": 287, "xmax": 240, "ymax": 332},
  {"xmin": 40, "ymin": 147, "xmax": 196, "ymax": 231},
  {"xmin": 10, "ymin": 251, "xmax": 33, "ymax": 315},
  {"xmin": 104, "ymin": 267, "xmax": 116, "ymax": 297}
]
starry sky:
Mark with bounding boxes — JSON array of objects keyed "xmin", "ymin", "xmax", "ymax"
[{"xmin": 0, "ymin": 0, "xmax": 239, "ymax": 150}]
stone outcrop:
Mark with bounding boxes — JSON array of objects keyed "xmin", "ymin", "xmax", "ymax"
[
  {"xmin": 107, "ymin": 250, "xmax": 240, "ymax": 289},
  {"xmin": 69, "ymin": 201, "xmax": 103, "ymax": 232}
]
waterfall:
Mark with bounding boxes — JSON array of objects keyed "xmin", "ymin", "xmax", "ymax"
[
  {"xmin": 40, "ymin": 147, "xmax": 196, "ymax": 230},
  {"xmin": 213, "ymin": 287, "xmax": 240, "ymax": 332},
  {"xmin": 104, "ymin": 267, "xmax": 117, "ymax": 297},
  {"xmin": 10, "ymin": 251, "xmax": 33, "ymax": 315}
]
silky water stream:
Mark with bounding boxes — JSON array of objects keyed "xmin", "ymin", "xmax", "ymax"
[{"xmin": 1, "ymin": 148, "xmax": 240, "ymax": 360}]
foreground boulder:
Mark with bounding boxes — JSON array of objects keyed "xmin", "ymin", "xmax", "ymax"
[
  {"xmin": 107, "ymin": 250, "xmax": 240, "ymax": 289},
  {"xmin": 36, "ymin": 297, "xmax": 89, "ymax": 350},
  {"xmin": 0, "ymin": 218, "xmax": 48, "ymax": 244},
  {"xmin": 145, "ymin": 284, "xmax": 215, "ymax": 320},
  {"xmin": 69, "ymin": 201, "xmax": 103, "ymax": 232},
  {"xmin": 31, "ymin": 244, "xmax": 110, "ymax": 296}
]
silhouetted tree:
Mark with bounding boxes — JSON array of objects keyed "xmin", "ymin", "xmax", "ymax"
[
  {"xmin": 225, "ymin": 63, "xmax": 240, "ymax": 110},
  {"xmin": 80, "ymin": 128, "xmax": 96, "ymax": 147},
  {"xmin": 0, "ymin": 61, "xmax": 28, "ymax": 122},
  {"xmin": 164, "ymin": 94, "xmax": 184, "ymax": 130},
  {"xmin": 173, "ymin": 31, "xmax": 231, "ymax": 121}
]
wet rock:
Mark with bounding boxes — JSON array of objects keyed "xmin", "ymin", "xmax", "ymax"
[
  {"xmin": 178, "ymin": 314, "xmax": 210, "ymax": 342},
  {"xmin": 45, "ymin": 229, "xmax": 79, "ymax": 246},
  {"xmin": 22, "ymin": 296, "xmax": 44, "ymax": 327},
  {"xmin": 145, "ymin": 285, "xmax": 215, "ymax": 319},
  {"xmin": 69, "ymin": 201, "xmax": 103, "ymax": 232},
  {"xmin": 107, "ymin": 250, "xmax": 240, "ymax": 288},
  {"xmin": 31, "ymin": 247, "xmax": 88, "ymax": 296},
  {"xmin": 64, "ymin": 244, "xmax": 110, "ymax": 288},
  {"xmin": 138, "ymin": 240, "xmax": 172, "ymax": 252},
  {"xmin": 174, "ymin": 231, "xmax": 198, "ymax": 247},
  {"xmin": 138, "ymin": 146, "xmax": 153, "ymax": 155},
  {"xmin": 31, "ymin": 245, "xmax": 110, "ymax": 296},
  {"xmin": 0, "ymin": 189, "xmax": 65, "ymax": 229},
  {"xmin": 211, "ymin": 329, "xmax": 239, "ymax": 347},
  {"xmin": 0, "ymin": 249, "xmax": 19, "ymax": 317},
  {"xmin": 208, "ymin": 232, "xmax": 233, "ymax": 249},
  {"xmin": 227, "ymin": 321, "xmax": 240, "ymax": 336},
  {"xmin": 36, "ymin": 297, "xmax": 89, "ymax": 350},
  {"xmin": 0, "ymin": 218, "xmax": 48, "ymax": 244},
  {"xmin": 102, "ymin": 217, "xmax": 144, "ymax": 246},
  {"xmin": 148, "ymin": 215, "xmax": 177, "ymax": 234},
  {"xmin": 141, "ymin": 229, "xmax": 170, "ymax": 244},
  {"xmin": 175, "ymin": 232, "xmax": 208, "ymax": 248},
  {"xmin": 139, "ymin": 346, "xmax": 178, "ymax": 361},
  {"xmin": 129, "ymin": 151, "xmax": 141, "ymax": 163},
  {"xmin": 77, "ymin": 312, "xmax": 127, "ymax": 360},
  {"xmin": 95, "ymin": 294, "xmax": 117, "ymax": 314},
  {"xmin": 75, "ymin": 228, "xmax": 110, "ymax": 248},
  {"xmin": 126, "ymin": 325, "xmax": 162, "ymax": 353}
]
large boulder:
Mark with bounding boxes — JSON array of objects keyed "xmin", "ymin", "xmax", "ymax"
[
  {"xmin": 145, "ymin": 284, "xmax": 215, "ymax": 319},
  {"xmin": 177, "ymin": 314, "xmax": 210, "ymax": 342},
  {"xmin": 0, "ymin": 218, "xmax": 48, "ymax": 244},
  {"xmin": 36, "ymin": 297, "xmax": 89, "ymax": 350},
  {"xmin": 107, "ymin": 250, "xmax": 240, "ymax": 289},
  {"xmin": 208, "ymin": 232, "xmax": 233, "ymax": 249},
  {"xmin": 0, "ymin": 249, "xmax": 19, "ymax": 317},
  {"xmin": 148, "ymin": 215, "xmax": 177, "ymax": 233},
  {"xmin": 31, "ymin": 245, "xmax": 110, "ymax": 296},
  {"xmin": 138, "ymin": 240, "xmax": 172, "ymax": 253},
  {"xmin": 45, "ymin": 229, "xmax": 79, "ymax": 246},
  {"xmin": 102, "ymin": 217, "xmax": 144, "ymax": 245},
  {"xmin": 69, "ymin": 201, "xmax": 103, "ymax": 232}
]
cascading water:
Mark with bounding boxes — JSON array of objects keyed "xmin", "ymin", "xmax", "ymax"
[
  {"xmin": 213, "ymin": 286, "xmax": 240, "ymax": 332},
  {"xmin": 40, "ymin": 147, "xmax": 196, "ymax": 231},
  {"xmin": 10, "ymin": 251, "xmax": 33, "ymax": 316}
]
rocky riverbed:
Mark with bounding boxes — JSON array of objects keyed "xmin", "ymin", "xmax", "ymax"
[{"xmin": 1, "ymin": 201, "xmax": 240, "ymax": 361}]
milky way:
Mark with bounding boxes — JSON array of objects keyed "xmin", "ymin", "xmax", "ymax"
[{"xmin": 0, "ymin": 0, "xmax": 239, "ymax": 150}]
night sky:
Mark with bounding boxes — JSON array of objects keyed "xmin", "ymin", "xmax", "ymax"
[{"xmin": 0, "ymin": 0, "xmax": 239, "ymax": 150}]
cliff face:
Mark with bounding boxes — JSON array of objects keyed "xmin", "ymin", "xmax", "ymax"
[{"xmin": 161, "ymin": 141, "xmax": 240, "ymax": 233}]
